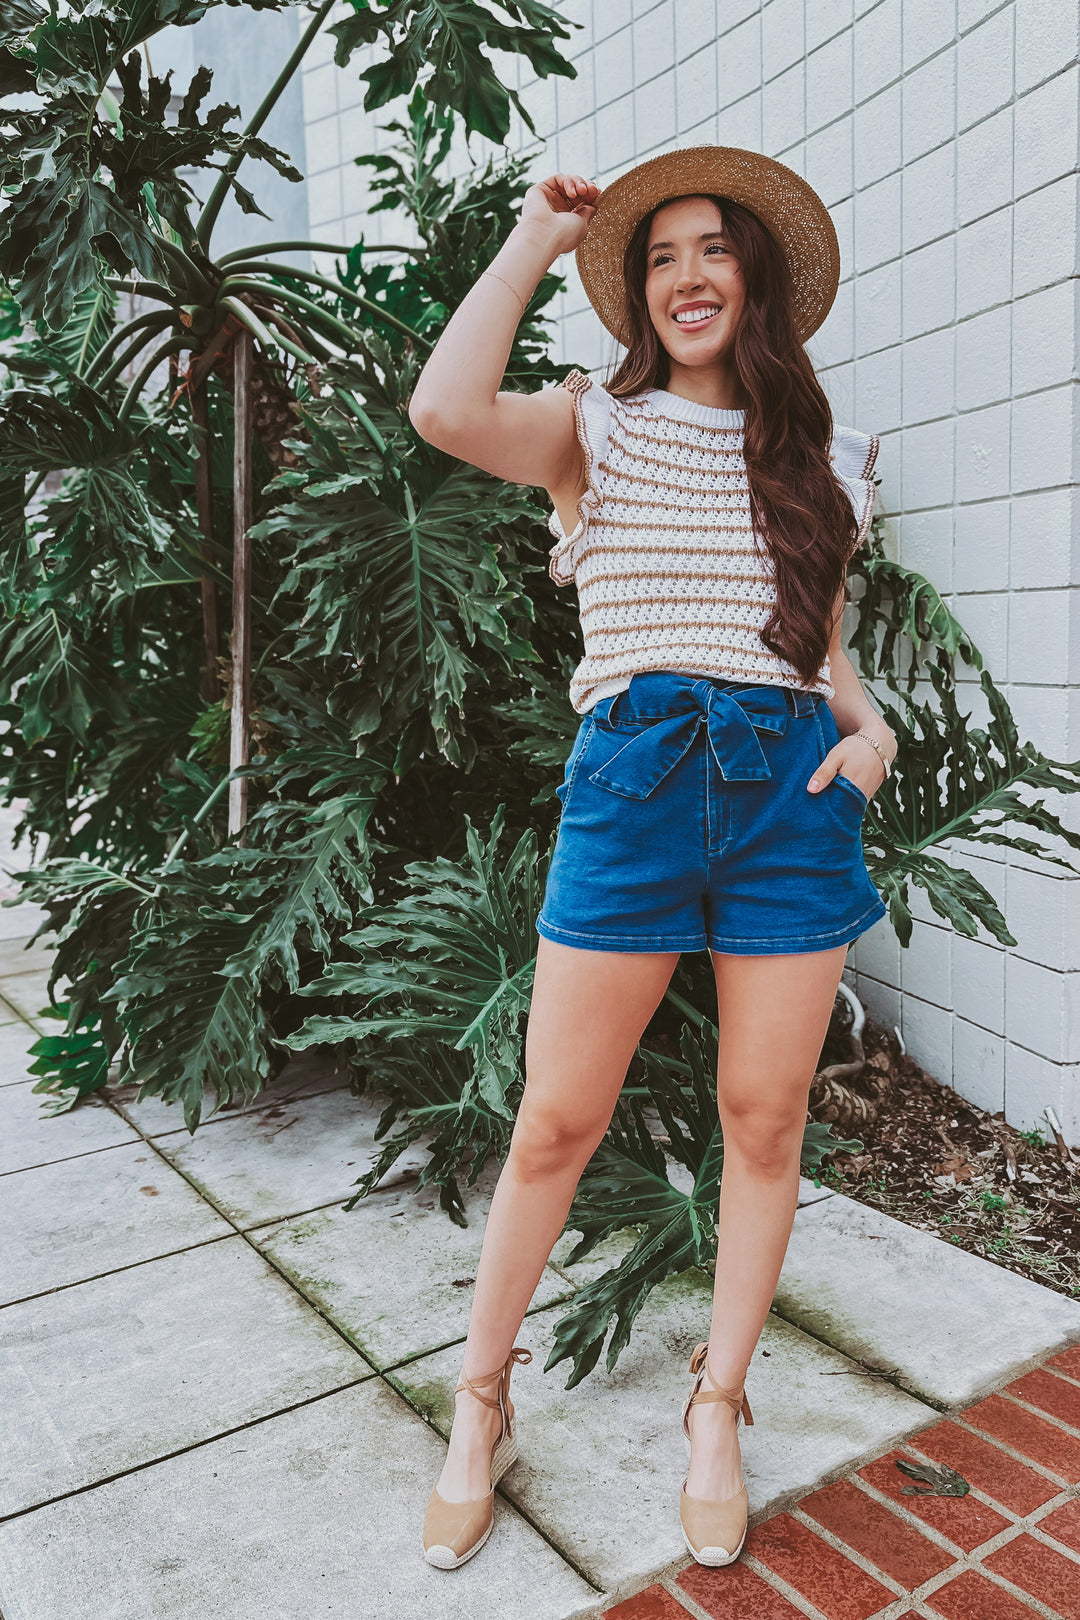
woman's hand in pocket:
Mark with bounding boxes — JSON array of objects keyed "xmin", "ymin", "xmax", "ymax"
[{"xmin": 807, "ymin": 741, "xmax": 886, "ymax": 802}]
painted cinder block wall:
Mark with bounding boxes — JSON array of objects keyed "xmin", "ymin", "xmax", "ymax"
[{"xmin": 299, "ymin": 0, "xmax": 1080, "ymax": 1142}]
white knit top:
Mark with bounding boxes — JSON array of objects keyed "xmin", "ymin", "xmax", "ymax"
[{"xmin": 544, "ymin": 369, "xmax": 880, "ymax": 715}]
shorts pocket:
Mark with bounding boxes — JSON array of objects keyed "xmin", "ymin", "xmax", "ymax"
[
  {"xmin": 556, "ymin": 718, "xmax": 595, "ymax": 809},
  {"xmin": 831, "ymin": 771, "xmax": 868, "ymax": 811},
  {"xmin": 811, "ymin": 709, "xmax": 869, "ymax": 821}
]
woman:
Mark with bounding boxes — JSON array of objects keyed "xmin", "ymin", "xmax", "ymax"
[{"xmin": 407, "ymin": 145, "xmax": 897, "ymax": 1573}]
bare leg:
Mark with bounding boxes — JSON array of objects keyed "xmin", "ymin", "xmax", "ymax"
[
  {"xmin": 436, "ymin": 935, "xmax": 680, "ymax": 1502},
  {"xmin": 683, "ymin": 945, "xmax": 849, "ymax": 1503}
]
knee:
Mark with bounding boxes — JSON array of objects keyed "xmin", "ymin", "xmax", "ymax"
[
  {"xmin": 721, "ymin": 1106, "xmax": 804, "ymax": 1179},
  {"xmin": 508, "ymin": 1106, "xmax": 601, "ymax": 1182}
]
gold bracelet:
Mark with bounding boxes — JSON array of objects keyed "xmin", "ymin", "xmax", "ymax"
[
  {"xmin": 854, "ymin": 730, "xmax": 893, "ymax": 779},
  {"xmin": 481, "ymin": 269, "xmax": 527, "ymax": 317}
]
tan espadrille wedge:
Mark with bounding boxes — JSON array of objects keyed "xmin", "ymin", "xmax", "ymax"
[
  {"xmin": 422, "ymin": 1344, "xmax": 532, "ymax": 1570},
  {"xmin": 679, "ymin": 1340, "xmax": 755, "ymax": 1567}
]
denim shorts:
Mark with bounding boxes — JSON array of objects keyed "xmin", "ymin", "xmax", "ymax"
[{"xmin": 536, "ymin": 670, "xmax": 888, "ymax": 956}]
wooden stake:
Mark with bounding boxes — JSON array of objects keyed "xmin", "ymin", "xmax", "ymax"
[
  {"xmin": 190, "ymin": 382, "xmax": 220, "ymax": 704},
  {"xmin": 228, "ymin": 326, "xmax": 253, "ymax": 839}
]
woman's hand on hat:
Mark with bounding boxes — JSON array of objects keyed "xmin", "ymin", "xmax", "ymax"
[{"xmin": 520, "ymin": 173, "xmax": 602, "ymax": 254}]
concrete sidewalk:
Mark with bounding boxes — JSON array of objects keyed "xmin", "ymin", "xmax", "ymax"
[{"xmin": 1, "ymin": 930, "xmax": 1079, "ymax": 1619}]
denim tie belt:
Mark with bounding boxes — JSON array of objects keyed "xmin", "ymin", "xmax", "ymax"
[{"xmin": 586, "ymin": 673, "xmax": 810, "ymax": 800}]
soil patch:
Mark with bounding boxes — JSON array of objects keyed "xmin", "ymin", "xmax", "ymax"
[{"xmin": 812, "ymin": 1013, "xmax": 1080, "ymax": 1301}]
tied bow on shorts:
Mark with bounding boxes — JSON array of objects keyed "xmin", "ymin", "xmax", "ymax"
[{"xmin": 585, "ymin": 672, "xmax": 796, "ymax": 800}]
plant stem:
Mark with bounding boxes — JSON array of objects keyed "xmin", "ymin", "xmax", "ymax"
[
  {"xmin": 158, "ymin": 773, "xmax": 233, "ymax": 878},
  {"xmin": 219, "ymin": 295, "xmax": 317, "ymax": 367},
  {"xmin": 219, "ymin": 277, "xmax": 361, "ymax": 352},
  {"xmin": 217, "ymin": 240, "xmax": 425, "ymax": 266},
  {"xmin": 331, "ymin": 388, "xmax": 387, "ymax": 455},
  {"xmin": 663, "ymin": 987, "xmax": 711, "ymax": 1028},
  {"xmin": 118, "ymin": 337, "xmax": 189, "ymax": 420},
  {"xmin": 196, "ymin": 0, "xmax": 336, "ymax": 251},
  {"xmin": 220, "ymin": 263, "xmax": 432, "ymax": 347},
  {"xmin": 87, "ymin": 310, "xmax": 175, "ymax": 388},
  {"xmin": 153, "ymin": 234, "xmax": 216, "ymax": 301},
  {"xmin": 259, "ymin": 303, "xmax": 332, "ymax": 364}
]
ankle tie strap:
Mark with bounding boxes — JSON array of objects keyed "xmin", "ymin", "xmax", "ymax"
[
  {"xmin": 455, "ymin": 1345, "xmax": 533, "ymax": 1409},
  {"xmin": 686, "ymin": 1341, "xmax": 754, "ymax": 1427}
]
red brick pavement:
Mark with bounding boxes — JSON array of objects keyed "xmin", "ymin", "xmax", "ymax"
[{"xmin": 603, "ymin": 1343, "xmax": 1080, "ymax": 1620}]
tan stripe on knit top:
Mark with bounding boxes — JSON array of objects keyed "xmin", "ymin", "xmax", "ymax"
[{"xmin": 544, "ymin": 369, "xmax": 880, "ymax": 716}]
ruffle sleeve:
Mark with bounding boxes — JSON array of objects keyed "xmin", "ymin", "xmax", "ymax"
[
  {"xmin": 829, "ymin": 424, "xmax": 881, "ymax": 557},
  {"xmin": 545, "ymin": 368, "xmax": 613, "ymax": 586}
]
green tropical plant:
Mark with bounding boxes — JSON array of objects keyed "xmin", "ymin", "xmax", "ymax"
[
  {"xmin": 290, "ymin": 806, "xmax": 543, "ymax": 1115},
  {"xmin": 0, "ymin": 0, "xmax": 579, "ymax": 853},
  {"xmin": 849, "ymin": 555, "xmax": 1080, "ymax": 947},
  {"xmin": 0, "ymin": 0, "xmax": 580, "ymax": 1127}
]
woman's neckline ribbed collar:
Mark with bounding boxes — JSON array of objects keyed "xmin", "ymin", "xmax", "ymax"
[{"xmin": 643, "ymin": 387, "xmax": 745, "ymax": 429}]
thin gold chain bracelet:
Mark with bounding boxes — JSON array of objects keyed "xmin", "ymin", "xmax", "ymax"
[
  {"xmin": 854, "ymin": 730, "xmax": 893, "ymax": 778},
  {"xmin": 481, "ymin": 269, "xmax": 527, "ymax": 317}
]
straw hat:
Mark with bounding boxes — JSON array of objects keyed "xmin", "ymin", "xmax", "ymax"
[{"xmin": 576, "ymin": 145, "xmax": 840, "ymax": 346}]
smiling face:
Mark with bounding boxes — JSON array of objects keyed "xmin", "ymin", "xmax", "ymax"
[{"xmin": 643, "ymin": 195, "xmax": 746, "ymax": 377}]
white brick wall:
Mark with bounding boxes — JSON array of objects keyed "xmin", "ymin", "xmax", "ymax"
[{"xmin": 297, "ymin": 0, "xmax": 1080, "ymax": 1143}]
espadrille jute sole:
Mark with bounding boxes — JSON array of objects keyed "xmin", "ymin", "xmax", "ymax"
[
  {"xmin": 679, "ymin": 1522, "xmax": 748, "ymax": 1565},
  {"xmin": 423, "ymin": 1518, "xmax": 495, "ymax": 1571}
]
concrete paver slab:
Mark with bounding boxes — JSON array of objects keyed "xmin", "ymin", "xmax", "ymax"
[
  {"xmin": 391, "ymin": 1269, "xmax": 936, "ymax": 1599},
  {"xmin": 153, "ymin": 1085, "xmax": 408, "ymax": 1229},
  {"xmin": 773, "ymin": 1190, "xmax": 1080, "ymax": 1408},
  {"xmin": 0, "ymin": 1378, "xmax": 604, "ymax": 1620},
  {"xmin": 105, "ymin": 1048, "xmax": 350, "ymax": 1136},
  {"xmin": 0, "ymin": 934, "xmax": 57, "ymax": 979},
  {"xmin": 0, "ymin": 1142, "xmax": 231, "ymax": 1305},
  {"xmin": 796, "ymin": 1175, "xmax": 837, "ymax": 1207},
  {"xmin": 0, "ymin": 1019, "xmax": 42, "ymax": 1087},
  {"xmin": 0, "ymin": 1237, "xmax": 369, "ymax": 1516},
  {"xmin": 0, "ymin": 1085, "xmax": 138, "ymax": 1174},
  {"xmin": 251, "ymin": 1157, "xmax": 574, "ymax": 1368},
  {"xmin": 0, "ymin": 970, "xmax": 67, "ymax": 1025},
  {"xmin": 0, "ymin": 902, "xmax": 48, "ymax": 944}
]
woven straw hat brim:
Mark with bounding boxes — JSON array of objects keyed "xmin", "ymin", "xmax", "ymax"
[{"xmin": 576, "ymin": 145, "xmax": 840, "ymax": 346}]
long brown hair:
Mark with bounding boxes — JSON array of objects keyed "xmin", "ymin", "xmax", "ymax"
[{"xmin": 605, "ymin": 193, "xmax": 857, "ymax": 688}]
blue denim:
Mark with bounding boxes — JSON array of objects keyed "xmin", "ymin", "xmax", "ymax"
[{"xmin": 536, "ymin": 670, "xmax": 888, "ymax": 955}]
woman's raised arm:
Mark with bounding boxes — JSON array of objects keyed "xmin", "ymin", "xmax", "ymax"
[{"xmin": 407, "ymin": 173, "xmax": 601, "ymax": 493}]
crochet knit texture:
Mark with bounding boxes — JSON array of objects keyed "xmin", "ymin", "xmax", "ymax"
[{"xmin": 545, "ymin": 369, "xmax": 880, "ymax": 715}]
